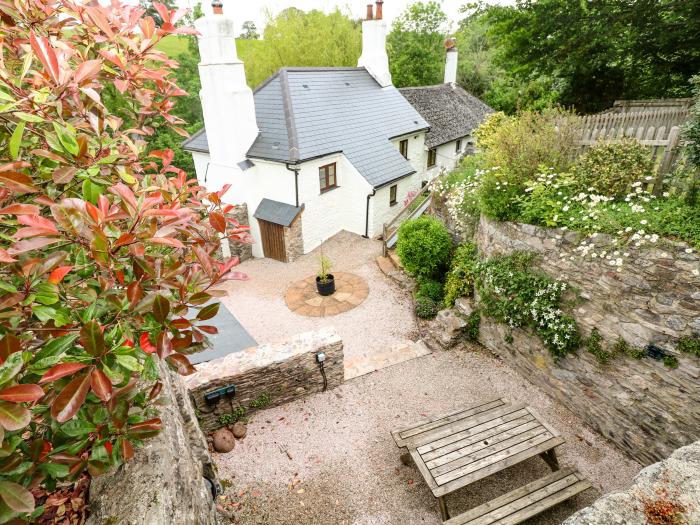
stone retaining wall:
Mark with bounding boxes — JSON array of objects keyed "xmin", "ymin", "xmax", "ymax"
[
  {"xmin": 220, "ymin": 203, "xmax": 253, "ymax": 263},
  {"xmin": 470, "ymin": 215, "xmax": 700, "ymax": 465},
  {"xmin": 187, "ymin": 327, "xmax": 344, "ymax": 432},
  {"xmin": 87, "ymin": 364, "xmax": 218, "ymax": 525},
  {"xmin": 563, "ymin": 440, "xmax": 700, "ymax": 524}
]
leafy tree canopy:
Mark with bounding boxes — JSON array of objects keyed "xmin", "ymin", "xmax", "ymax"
[
  {"xmin": 387, "ymin": 1, "xmax": 448, "ymax": 87},
  {"xmin": 239, "ymin": 20, "xmax": 260, "ymax": 39}
]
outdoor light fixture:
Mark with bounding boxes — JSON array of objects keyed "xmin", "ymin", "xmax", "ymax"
[
  {"xmin": 316, "ymin": 352, "xmax": 328, "ymax": 391},
  {"xmin": 204, "ymin": 384, "xmax": 236, "ymax": 406}
]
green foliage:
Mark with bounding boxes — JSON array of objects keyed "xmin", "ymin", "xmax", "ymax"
[
  {"xmin": 444, "ymin": 243, "xmax": 479, "ymax": 307},
  {"xmin": 663, "ymin": 355, "xmax": 679, "ymax": 369},
  {"xmin": 678, "ymin": 336, "xmax": 700, "ymax": 358},
  {"xmin": 613, "ymin": 338, "xmax": 646, "ymax": 360},
  {"xmin": 586, "ymin": 329, "xmax": 612, "ymax": 364},
  {"xmin": 573, "ymin": 140, "xmax": 655, "ymax": 197},
  {"xmin": 396, "ymin": 217, "xmax": 453, "ymax": 279},
  {"xmin": 387, "ymin": 2, "xmax": 447, "ymax": 87},
  {"xmin": 684, "ymin": 75, "xmax": 700, "ymax": 171},
  {"xmin": 250, "ymin": 393, "xmax": 272, "ymax": 409},
  {"xmin": 0, "ymin": 2, "xmax": 249, "ymax": 519},
  {"xmin": 317, "ymin": 255, "xmax": 332, "ymax": 283},
  {"xmin": 474, "ymin": 252, "xmax": 579, "ymax": 358},
  {"xmin": 484, "ymin": 1, "xmax": 700, "ymax": 113},
  {"xmin": 465, "ymin": 311, "xmax": 481, "ymax": 341},
  {"xmin": 416, "ymin": 279, "xmax": 445, "ymax": 303},
  {"xmin": 218, "ymin": 406, "xmax": 247, "ymax": 426},
  {"xmin": 415, "ymin": 297, "xmax": 439, "ymax": 319},
  {"xmin": 239, "ymin": 21, "xmax": 260, "ymax": 40}
]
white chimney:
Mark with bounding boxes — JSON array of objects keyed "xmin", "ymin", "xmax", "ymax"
[
  {"xmin": 195, "ymin": 0, "xmax": 258, "ymax": 167},
  {"xmin": 444, "ymin": 38, "xmax": 458, "ymax": 85},
  {"xmin": 358, "ymin": 1, "xmax": 392, "ymax": 88}
]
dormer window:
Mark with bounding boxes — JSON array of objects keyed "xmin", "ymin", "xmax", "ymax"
[
  {"xmin": 399, "ymin": 139, "xmax": 409, "ymax": 159},
  {"xmin": 319, "ymin": 163, "xmax": 337, "ymax": 193}
]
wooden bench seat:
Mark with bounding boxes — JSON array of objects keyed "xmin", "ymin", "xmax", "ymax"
[{"xmin": 443, "ymin": 468, "xmax": 592, "ymax": 525}]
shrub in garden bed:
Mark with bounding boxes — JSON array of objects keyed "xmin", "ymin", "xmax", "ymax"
[
  {"xmin": 396, "ymin": 216, "xmax": 452, "ymax": 279},
  {"xmin": 416, "ymin": 278, "xmax": 445, "ymax": 303},
  {"xmin": 415, "ymin": 297, "xmax": 439, "ymax": 319},
  {"xmin": 443, "ymin": 242, "xmax": 479, "ymax": 307},
  {"xmin": 0, "ymin": 2, "xmax": 249, "ymax": 521}
]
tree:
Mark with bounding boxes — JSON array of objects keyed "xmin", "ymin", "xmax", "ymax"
[
  {"xmin": 387, "ymin": 2, "xmax": 448, "ymax": 88},
  {"xmin": 139, "ymin": 0, "xmax": 177, "ymax": 27},
  {"xmin": 239, "ymin": 20, "xmax": 259, "ymax": 40},
  {"xmin": 0, "ymin": 1, "xmax": 249, "ymax": 521},
  {"xmin": 485, "ymin": 0, "xmax": 700, "ymax": 113},
  {"xmin": 244, "ymin": 8, "xmax": 361, "ymax": 87}
]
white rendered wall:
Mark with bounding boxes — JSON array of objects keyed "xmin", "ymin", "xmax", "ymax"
[
  {"xmin": 391, "ymin": 132, "xmax": 428, "ymax": 180},
  {"xmin": 425, "ymin": 138, "xmax": 470, "ymax": 181},
  {"xmin": 295, "ymin": 153, "xmax": 372, "ymax": 253},
  {"xmin": 368, "ymin": 170, "xmax": 425, "ymax": 238}
]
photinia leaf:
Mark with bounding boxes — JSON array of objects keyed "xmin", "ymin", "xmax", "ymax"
[
  {"xmin": 53, "ymin": 166, "xmax": 77, "ymax": 184},
  {"xmin": 148, "ymin": 381, "xmax": 162, "ymax": 401},
  {"xmin": 152, "ymin": 295, "xmax": 170, "ymax": 324},
  {"xmin": 29, "ymin": 31, "xmax": 60, "ymax": 84},
  {"xmin": 196, "ymin": 303, "xmax": 220, "ymax": 321},
  {"xmin": 127, "ymin": 418, "xmax": 162, "ymax": 439},
  {"xmin": 0, "ymin": 334, "xmax": 20, "ymax": 363},
  {"xmin": 209, "ymin": 212, "xmax": 226, "ymax": 233},
  {"xmin": 8, "ymin": 236, "xmax": 60, "ymax": 255},
  {"xmin": 0, "ymin": 203, "xmax": 39, "ymax": 215},
  {"xmin": 74, "ymin": 59, "xmax": 103, "ymax": 84},
  {"xmin": 34, "ymin": 282, "xmax": 59, "ymax": 305},
  {"xmin": 48, "ymin": 265, "xmax": 72, "ymax": 284},
  {"xmin": 147, "ymin": 237, "xmax": 185, "ymax": 249},
  {"xmin": 167, "ymin": 353, "xmax": 196, "ymax": 375},
  {"xmin": 0, "ymin": 384, "xmax": 44, "ymax": 403},
  {"xmin": 115, "ymin": 355, "xmax": 141, "ymax": 372},
  {"xmin": 60, "ymin": 419, "xmax": 97, "ymax": 437},
  {"xmin": 0, "ymin": 401, "xmax": 31, "ymax": 431},
  {"xmin": 119, "ymin": 438, "xmax": 134, "ymax": 461},
  {"xmin": 0, "ymin": 170, "xmax": 38, "ymax": 194},
  {"xmin": 127, "ymin": 282, "xmax": 143, "ymax": 307},
  {"xmin": 157, "ymin": 332, "xmax": 173, "ymax": 359},
  {"xmin": 53, "ymin": 123, "xmax": 80, "ymax": 156},
  {"xmin": 0, "ymin": 480, "xmax": 34, "ymax": 513},
  {"xmin": 79, "ymin": 321, "xmax": 104, "ymax": 357},
  {"xmin": 40, "ymin": 362, "xmax": 88, "ymax": 384},
  {"xmin": 9, "ymin": 121, "xmax": 25, "ymax": 159},
  {"xmin": 90, "ymin": 369, "xmax": 112, "ymax": 402},
  {"xmin": 51, "ymin": 373, "xmax": 91, "ymax": 423},
  {"xmin": 139, "ymin": 333, "xmax": 157, "ymax": 354},
  {"xmin": 139, "ymin": 16, "xmax": 155, "ymax": 39},
  {"xmin": 0, "ymin": 352, "xmax": 24, "ymax": 387}
]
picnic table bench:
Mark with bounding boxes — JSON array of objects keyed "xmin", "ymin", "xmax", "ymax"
[{"xmin": 391, "ymin": 398, "xmax": 591, "ymax": 524}]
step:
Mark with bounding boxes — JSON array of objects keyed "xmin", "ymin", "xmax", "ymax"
[
  {"xmin": 376, "ymin": 255, "xmax": 397, "ymax": 276},
  {"xmin": 388, "ymin": 250, "xmax": 403, "ymax": 270},
  {"xmin": 444, "ymin": 468, "xmax": 592, "ymax": 525},
  {"xmin": 345, "ymin": 340, "xmax": 431, "ymax": 380}
]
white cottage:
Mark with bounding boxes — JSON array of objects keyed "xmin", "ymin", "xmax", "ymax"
[{"xmin": 184, "ymin": 0, "xmax": 492, "ymax": 262}]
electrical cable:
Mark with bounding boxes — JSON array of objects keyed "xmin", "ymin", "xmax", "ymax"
[{"xmin": 319, "ymin": 361, "xmax": 328, "ymax": 392}]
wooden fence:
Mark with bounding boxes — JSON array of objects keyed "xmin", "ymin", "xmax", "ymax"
[{"xmin": 573, "ymin": 107, "xmax": 691, "ymax": 194}]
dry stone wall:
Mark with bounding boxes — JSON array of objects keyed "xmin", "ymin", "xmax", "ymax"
[
  {"xmin": 220, "ymin": 203, "xmax": 253, "ymax": 263},
  {"xmin": 563, "ymin": 440, "xmax": 700, "ymax": 524},
  {"xmin": 187, "ymin": 327, "xmax": 344, "ymax": 432},
  {"xmin": 87, "ymin": 364, "xmax": 218, "ymax": 525},
  {"xmin": 470, "ymin": 215, "xmax": 700, "ymax": 465}
]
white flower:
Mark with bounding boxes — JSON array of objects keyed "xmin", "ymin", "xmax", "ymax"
[
  {"xmin": 693, "ymin": 269, "xmax": 700, "ymax": 277},
  {"xmin": 663, "ymin": 192, "xmax": 670, "ymax": 198},
  {"xmin": 686, "ymin": 248, "xmax": 694, "ymax": 254},
  {"xmin": 640, "ymin": 220, "xmax": 648, "ymax": 225}
]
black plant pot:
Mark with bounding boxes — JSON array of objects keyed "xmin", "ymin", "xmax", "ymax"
[{"xmin": 316, "ymin": 275, "xmax": 336, "ymax": 296}]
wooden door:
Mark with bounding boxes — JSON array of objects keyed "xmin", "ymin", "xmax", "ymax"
[{"xmin": 258, "ymin": 219, "xmax": 287, "ymax": 262}]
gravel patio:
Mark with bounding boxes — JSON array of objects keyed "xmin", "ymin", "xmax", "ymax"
[
  {"xmin": 214, "ymin": 347, "xmax": 641, "ymax": 525},
  {"xmin": 219, "ymin": 231, "xmax": 421, "ymax": 374}
]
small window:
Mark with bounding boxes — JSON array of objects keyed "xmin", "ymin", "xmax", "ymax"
[
  {"xmin": 428, "ymin": 148, "xmax": 437, "ymax": 168},
  {"xmin": 399, "ymin": 139, "xmax": 409, "ymax": 159},
  {"xmin": 319, "ymin": 163, "xmax": 337, "ymax": 193},
  {"xmin": 456, "ymin": 139, "xmax": 462, "ymax": 153},
  {"xmin": 389, "ymin": 185, "xmax": 398, "ymax": 206}
]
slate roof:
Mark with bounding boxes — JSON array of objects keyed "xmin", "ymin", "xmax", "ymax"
[
  {"xmin": 399, "ymin": 84, "xmax": 494, "ymax": 149},
  {"xmin": 254, "ymin": 198, "xmax": 303, "ymax": 227},
  {"xmin": 183, "ymin": 67, "xmax": 430, "ymax": 189}
]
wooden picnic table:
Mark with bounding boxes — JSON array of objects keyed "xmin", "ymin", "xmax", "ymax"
[{"xmin": 391, "ymin": 398, "xmax": 565, "ymax": 521}]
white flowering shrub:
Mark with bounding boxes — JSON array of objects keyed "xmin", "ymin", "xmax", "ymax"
[{"xmin": 475, "ymin": 252, "xmax": 580, "ymax": 358}]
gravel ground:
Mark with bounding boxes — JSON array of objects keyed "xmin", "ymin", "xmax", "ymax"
[
  {"xmin": 220, "ymin": 231, "xmax": 419, "ymax": 362},
  {"xmin": 214, "ymin": 347, "xmax": 642, "ymax": 525}
]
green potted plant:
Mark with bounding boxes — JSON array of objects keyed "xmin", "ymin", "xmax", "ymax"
[{"xmin": 316, "ymin": 254, "xmax": 335, "ymax": 296}]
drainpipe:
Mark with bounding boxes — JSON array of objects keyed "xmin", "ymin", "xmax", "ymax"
[
  {"xmin": 364, "ymin": 189, "xmax": 377, "ymax": 238},
  {"xmin": 285, "ymin": 163, "xmax": 301, "ymax": 207}
]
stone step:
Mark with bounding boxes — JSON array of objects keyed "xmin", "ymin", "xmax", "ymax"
[
  {"xmin": 376, "ymin": 255, "xmax": 397, "ymax": 276},
  {"xmin": 344, "ymin": 340, "xmax": 431, "ymax": 381},
  {"xmin": 388, "ymin": 250, "xmax": 403, "ymax": 270}
]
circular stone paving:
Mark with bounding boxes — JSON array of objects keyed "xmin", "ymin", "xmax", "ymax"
[{"xmin": 285, "ymin": 272, "xmax": 369, "ymax": 317}]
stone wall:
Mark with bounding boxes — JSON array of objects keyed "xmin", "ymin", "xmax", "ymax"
[
  {"xmin": 187, "ymin": 328, "xmax": 344, "ymax": 432},
  {"xmin": 87, "ymin": 365, "xmax": 218, "ymax": 525},
  {"xmin": 220, "ymin": 203, "xmax": 253, "ymax": 263},
  {"xmin": 284, "ymin": 214, "xmax": 304, "ymax": 262},
  {"xmin": 563, "ymin": 440, "xmax": 700, "ymax": 524},
  {"xmin": 470, "ymin": 215, "xmax": 700, "ymax": 465}
]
